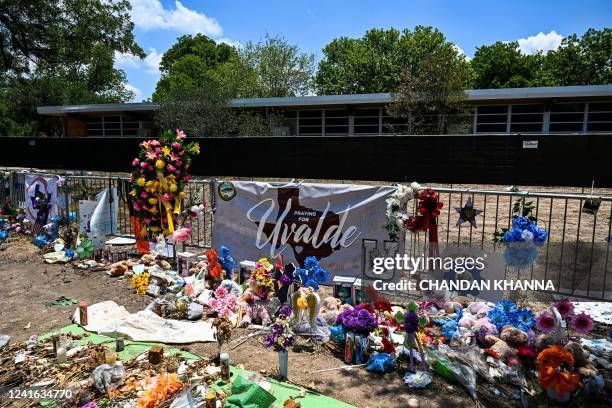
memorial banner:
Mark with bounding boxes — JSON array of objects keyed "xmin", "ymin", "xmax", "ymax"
[{"xmin": 213, "ymin": 181, "xmax": 395, "ymax": 279}]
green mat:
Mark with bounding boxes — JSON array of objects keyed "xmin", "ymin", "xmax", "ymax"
[{"xmin": 39, "ymin": 325, "xmax": 353, "ymax": 408}]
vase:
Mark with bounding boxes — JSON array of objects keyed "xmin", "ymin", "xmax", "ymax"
[
  {"xmin": 278, "ymin": 350, "xmax": 289, "ymax": 379},
  {"xmin": 344, "ymin": 332, "xmax": 355, "ymax": 363}
]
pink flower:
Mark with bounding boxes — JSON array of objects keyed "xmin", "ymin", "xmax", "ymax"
[
  {"xmin": 132, "ymin": 158, "xmax": 139, "ymax": 167},
  {"xmin": 184, "ymin": 164, "xmax": 189, "ymax": 171},
  {"xmin": 147, "ymin": 164, "xmax": 154, "ymax": 171},
  {"xmin": 167, "ymin": 164, "xmax": 176, "ymax": 173},
  {"xmin": 154, "ymin": 147, "xmax": 162, "ymax": 154},
  {"xmin": 172, "ymin": 142, "xmax": 181, "ymax": 149},
  {"xmin": 176, "ymin": 129, "xmax": 186, "ymax": 139},
  {"xmin": 143, "ymin": 218, "xmax": 151, "ymax": 223},
  {"xmin": 162, "ymin": 193, "xmax": 174, "ymax": 201},
  {"xmin": 146, "ymin": 151, "xmax": 157, "ymax": 160},
  {"xmin": 140, "ymin": 191, "xmax": 148, "ymax": 198},
  {"xmin": 133, "ymin": 202, "xmax": 140, "ymax": 211},
  {"xmin": 150, "ymin": 140, "xmax": 160, "ymax": 147},
  {"xmin": 571, "ymin": 312, "xmax": 594, "ymax": 334},
  {"xmin": 536, "ymin": 311, "xmax": 556, "ymax": 333},
  {"xmin": 140, "ymin": 162, "xmax": 148, "ymax": 169},
  {"xmin": 554, "ymin": 299, "xmax": 574, "ymax": 319},
  {"xmin": 175, "ymin": 160, "xmax": 182, "ymax": 166}
]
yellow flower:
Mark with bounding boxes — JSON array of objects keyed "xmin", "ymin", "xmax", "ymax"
[
  {"xmin": 150, "ymin": 225, "xmax": 159, "ymax": 232},
  {"xmin": 148, "ymin": 197, "xmax": 158, "ymax": 205},
  {"xmin": 136, "ymin": 178, "xmax": 146, "ymax": 187},
  {"xmin": 169, "ymin": 183, "xmax": 177, "ymax": 192},
  {"xmin": 129, "ymin": 189, "xmax": 136, "ymax": 197},
  {"xmin": 297, "ymin": 297, "xmax": 308, "ymax": 309},
  {"xmin": 179, "ymin": 192, "xmax": 186, "ymax": 199},
  {"xmin": 155, "ymin": 159, "xmax": 165, "ymax": 169},
  {"xmin": 149, "ymin": 207, "xmax": 158, "ymax": 214},
  {"xmin": 145, "ymin": 180, "xmax": 153, "ymax": 188},
  {"xmin": 190, "ymin": 143, "xmax": 200, "ymax": 154},
  {"xmin": 162, "ymin": 146, "xmax": 171, "ymax": 157}
]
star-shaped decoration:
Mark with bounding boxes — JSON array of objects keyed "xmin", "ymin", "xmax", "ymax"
[{"xmin": 455, "ymin": 197, "xmax": 482, "ymax": 228}]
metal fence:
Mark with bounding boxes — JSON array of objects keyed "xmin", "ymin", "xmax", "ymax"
[
  {"xmin": 2, "ymin": 169, "xmax": 611, "ymax": 301},
  {"xmin": 401, "ymin": 187, "xmax": 612, "ymax": 301}
]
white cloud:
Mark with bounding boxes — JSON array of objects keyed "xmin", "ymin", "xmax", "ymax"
[
  {"xmin": 454, "ymin": 45, "xmax": 471, "ymax": 61},
  {"xmin": 517, "ymin": 31, "xmax": 563, "ymax": 55},
  {"xmin": 129, "ymin": 0, "xmax": 222, "ymax": 36},
  {"xmin": 144, "ymin": 48, "xmax": 163, "ymax": 74},
  {"xmin": 217, "ymin": 38, "xmax": 242, "ymax": 49},
  {"xmin": 114, "ymin": 51, "xmax": 141, "ymax": 69},
  {"xmin": 125, "ymin": 84, "xmax": 142, "ymax": 101}
]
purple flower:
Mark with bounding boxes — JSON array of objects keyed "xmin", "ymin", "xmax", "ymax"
[
  {"xmin": 554, "ymin": 299, "xmax": 575, "ymax": 319},
  {"xmin": 536, "ymin": 311, "xmax": 556, "ymax": 333},
  {"xmin": 278, "ymin": 305, "xmax": 292, "ymax": 319},
  {"xmin": 336, "ymin": 307, "xmax": 378, "ymax": 335},
  {"xmin": 279, "ymin": 273, "xmax": 291, "ymax": 287},
  {"xmin": 571, "ymin": 312, "xmax": 594, "ymax": 334}
]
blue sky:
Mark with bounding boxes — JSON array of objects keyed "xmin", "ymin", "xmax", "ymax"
[{"xmin": 116, "ymin": 0, "xmax": 612, "ymax": 100}]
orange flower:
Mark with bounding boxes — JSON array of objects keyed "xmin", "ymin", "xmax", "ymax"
[
  {"xmin": 537, "ymin": 345, "xmax": 580, "ymax": 396},
  {"xmin": 137, "ymin": 373, "xmax": 182, "ymax": 408}
]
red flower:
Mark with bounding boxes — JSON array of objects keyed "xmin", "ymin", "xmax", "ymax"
[{"xmin": 374, "ymin": 299, "xmax": 392, "ymax": 313}]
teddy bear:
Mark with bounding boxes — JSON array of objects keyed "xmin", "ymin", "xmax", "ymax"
[
  {"xmin": 319, "ymin": 296, "xmax": 342, "ymax": 326},
  {"xmin": 484, "ymin": 334, "xmax": 515, "ymax": 361},
  {"xmin": 500, "ymin": 326, "xmax": 529, "ymax": 348},
  {"xmin": 109, "ymin": 260, "xmax": 129, "ymax": 277},
  {"xmin": 140, "ymin": 253, "xmax": 156, "ymax": 266}
]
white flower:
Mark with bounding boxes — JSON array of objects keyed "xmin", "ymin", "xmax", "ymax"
[
  {"xmin": 521, "ymin": 230, "xmax": 534, "ymax": 241},
  {"xmin": 410, "ymin": 181, "xmax": 421, "ymax": 191}
]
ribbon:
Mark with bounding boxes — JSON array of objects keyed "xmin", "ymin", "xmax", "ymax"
[{"xmin": 417, "ymin": 188, "xmax": 443, "ymax": 258}]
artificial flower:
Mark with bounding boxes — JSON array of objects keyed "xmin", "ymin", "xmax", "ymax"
[
  {"xmin": 536, "ymin": 311, "xmax": 556, "ymax": 333},
  {"xmin": 570, "ymin": 312, "xmax": 594, "ymax": 334},
  {"xmin": 554, "ymin": 299, "xmax": 575, "ymax": 319},
  {"xmin": 155, "ymin": 159, "xmax": 165, "ymax": 169}
]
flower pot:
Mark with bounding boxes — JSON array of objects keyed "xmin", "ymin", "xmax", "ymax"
[{"xmin": 278, "ymin": 350, "xmax": 289, "ymax": 379}]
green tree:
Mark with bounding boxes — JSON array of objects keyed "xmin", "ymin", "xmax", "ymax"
[
  {"xmin": 315, "ymin": 26, "xmax": 470, "ymax": 94},
  {"xmin": 387, "ymin": 50, "xmax": 472, "ymax": 135},
  {"xmin": 153, "ymin": 34, "xmax": 244, "ymax": 101},
  {"xmin": 155, "ymin": 83, "xmax": 280, "ymax": 137},
  {"xmin": 470, "ymin": 41, "xmax": 541, "ymax": 89},
  {"xmin": 241, "ymin": 34, "xmax": 315, "ymax": 97},
  {"xmin": 537, "ymin": 28, "xmax": 611, "ymax": 86},
  {"xmin": 0, "ymin": 0, "xmax": 143, "ymax": 136},
  {"xmin": 0, "ymin": 0, "xmax": 143, "ymax": 75}
]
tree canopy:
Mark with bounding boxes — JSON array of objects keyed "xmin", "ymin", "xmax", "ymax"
[
  {"xmin": 315, "ymin": 26, "xmax": 472, "ymax": 94},
  {"xmin": 0, "ymin": 0, "xmax": 143, "ymax": 136}
]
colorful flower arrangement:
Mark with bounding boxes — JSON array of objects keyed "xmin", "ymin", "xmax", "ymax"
[
  {"xmin": 264, "ymin": 305, "xmax": 295, "ymax": 352},
  {"xmin": 249, "ymin": 257, "xmax": 275, "ymax": 299},
  {"xmin": 336, "ymin": 304, "xmax": 379, "ymax": 335},
  {"xmin": 537, "ymin": 345, "xmax": 580, "ymax": 399},
  {"xmin": 130, "ymin": 129, "xmax": 200, "ymax": 238},
  {"xmin": 551, "ymin": 299, "xmax": 594, "ymax": 335},
  {"xmin": 295, "ymin": 256, "xmax": 329, "ymax": 290},
  {"xmin": 486, "ymin": 300, "xmax": 535, "ymax": 332},
  {"xmin": 208, "ymin": 286, "xmax": 239, "ymax": 319}
]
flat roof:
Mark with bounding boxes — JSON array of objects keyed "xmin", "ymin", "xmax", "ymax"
[{"xmin": 37, "ymin": 85, "xmax": 612, "ymax": 115}]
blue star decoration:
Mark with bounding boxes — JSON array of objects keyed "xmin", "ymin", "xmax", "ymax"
[{"xmin": 455, "ymin": 197, "xmax": 482, "ymax": 228}]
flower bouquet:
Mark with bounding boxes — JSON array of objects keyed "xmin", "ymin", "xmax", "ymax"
[
  {"xmin": 264, "ymin": 305, "xmax": 294, "ymax": 379},
  {"xmin": 336, "ymin": 305, "xmax": 379, "ymax": 364},
  {"xmin": 130, "ymin": 129, "xmax": 200, "ymax": 238},
  {"xmin": 500, "ymin": 216, "xmax": 548, "ymax": 268},
  {"xmin": 248, "ymin": 258, "xmax": 275, "ymax": 299},
  {"xmin": 385, "ymin": 182, "xmax": 420, "ymax": 241}
]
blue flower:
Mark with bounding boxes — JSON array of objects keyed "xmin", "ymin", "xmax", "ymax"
[
  {"xmin": 304, "ymin": 256, "xmax": 318, "ymax": 271},
  {"xmin": 534, "ymin": 229, "xmax": 548, "ymax": 244},
  {"xmin": 514, "ymin": 309, "xmax": 535, "ymax": 330},
  {"xmin": 512, "ymin": 216, "xmax": 530, "ymax": 231},
  {"xmin": 442, "ymin": 319, "xmax": 459, "ymax": 340},
  {"xmin": 295, "ymin": 268, "xmax": 309, "ymax": 284},
  {"xmin": 496, "ymin": 300, "xmax": 517, "ymax": 314},
  {"xmin": 313, "ymin": 266, "xmax": 329, "ymax": 283},
  {"xmin": 34, "ymin": 235, "xmax": 48, "ymax": 248},
  {"xmin": 65, "ymin": 248, "xmax": 74, "ymax": 259},
  {"xmin": 487, "ymin": 308, "xmax": 508, "ymax": 330},
  {"xmin": 305, "ymin": 277, "xmax": 319, "ymax": 291}
]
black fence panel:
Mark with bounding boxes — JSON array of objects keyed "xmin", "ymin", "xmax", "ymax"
[{"xmin": 1, "ymin": 134, "xmax": 610, "ymax": 186}]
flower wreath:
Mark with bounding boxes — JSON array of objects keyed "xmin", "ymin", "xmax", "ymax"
[{"xmin": 130, "ymin": 129, "xmax": 200, "ymax": 237}]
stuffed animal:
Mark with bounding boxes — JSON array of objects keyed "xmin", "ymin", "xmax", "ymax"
[
  {"xmin": 474, "ymin": 318, "xmax": 498, "ymax": 347},
  {"xmin": 319, "ymin": 296, "xmax": 342, "ymax": 326},
  {"xmin": 467, "ymin": 302, "xmax": 492, "ymax": 318},
  {"xmin": 500, "ymin": 326, "xmax": 529, "ymax": 348},
  {"xmin": 109, "ymin": 261, "xmax": 128, "ymax": 277},
  {"xmin": 140, "ymin": 254, "xmax": 156, "ymax": 266},
  {"xmin": 485, "ymin": 335, "xmax": 516, "ymax": 361}
]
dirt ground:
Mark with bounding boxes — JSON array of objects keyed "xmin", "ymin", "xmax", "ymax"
[{"xmin": 0, "ymin": 235, "xmax": 607, "ymax": 408}]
